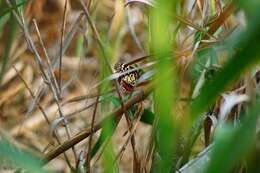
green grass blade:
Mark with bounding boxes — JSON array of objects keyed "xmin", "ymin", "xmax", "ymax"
[
  {"xmin": 0, "ymin": 14, "xmax": 17, "ymax": 86},
  {"xmin": 0, "ymin": 139, "xmax": 49, "ymax": 173},
  {"xmin": 0, "ymin": 0, "xmax": 28, "ymax": 18},
  {"xmin": 190, "ymin": 7, "xmax": 260, "ymax": 121},
  {"xmin": 150, "ymin": 0, "xmax": 177, "ymax": 172},
  {"xmin": 204, "ymin": 102, "xmax": 260, "ymax": 173},
  {"xmin": 140, "ymin": 109, "xmax": 155, "ymax": 125}
]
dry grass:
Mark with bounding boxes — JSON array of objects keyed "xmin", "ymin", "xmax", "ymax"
[{"xmin": 1, "ymin": 0, "xmax": 259, "ymax": 173}]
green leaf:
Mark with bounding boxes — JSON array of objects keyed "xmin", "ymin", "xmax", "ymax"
[
  {"xmin": 107, "ymin": 96, "xmax": 121, "ymax": 109},
  {"xmin": 90, "ymin": 130, "xmax": 105, "ymax": 158},
  {"xmin": 204, "ymin": 102, "xmax": 260, "ymax": 173},
  {"xmin": 0, "ymin": 14, "xmax": 17, "ymax": 86},
  {"xmin": 0, "ymin": 13, "xmax": 10, "ymax": 34},
  {"xmin": 0, "ymin": 0, "xmax": 28, "ymax": 19},
  {"xmin": 140, "ymin": 109, "xmax": 155, "ymax": 125},
  {"xmin": 150, "ymin": 0, "xmax": 177, "ymax": 172},
  {"xmin": 190, "ymin": 47, "xmax": 218, "ymax": 85},
  {"xmin": 0, "ymin": 139, "xmax": 49, "ymax": 173},
  {"xmin": 190, "ymin": 10, "xmax": 260, "ymax": 121},
  {"xmin": 90, "ymin": 114, "xmax": 118, "ymax": 159}
]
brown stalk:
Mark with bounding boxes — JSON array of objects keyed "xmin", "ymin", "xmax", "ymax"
[
  {"xmin": 27, "ymin": 13, "xmax": 84, "ymax": 115},
  {"xmin": 79, "ymin": 1, "xmax": 142, "ymax": 170},
  {"xmin": 126, "ymin": 7, "xmax": 145, "ymax": 52},
  {"xmin": 175, "ymin": 15, "xmax": 217, "ymax": 40},
  {"xmin": 85, "ymin": 95, "xmax": 99, "ymax": 173},
  {"xmin": 114, "ymin": 102, "xmax": 144, "ymax": 171},
  {"xmin": 91, "ymin": 115, "xmax": 123, "ymax": 169},
  {"xmin": 62, "ymin": 88, "xmax": 115, "ymax": 105},
  {"xmin": 203, "ymin": 1, "xmax": 236, "ymax": 40},
  {"xmin": 12, "ymin": 65, "xmax": 74, "ymax": 169},
  {"xmin": 43, "ymin": 84, "xmax": 153, "ymax": 164},
  {"xmin": 204, "ymin": 116, "xmax": 212, "ymax": 147},
  {"xmin": 32, "ymin": 19, "xmax": 60, "ymax": 101},
  {"xmin": 142, "ymin": 116, "xmax": 158, "ymax": 172},
  {"xmin": 7, "ymin": 1, "xmax": 80, "ymax": 167},
  {"xmin": 59, "ymin": 0, "xmax": 69, "ymax": 95},
  {"xmin": 27, "ymin": 10, "xmax": 78, "ymax": 165}
]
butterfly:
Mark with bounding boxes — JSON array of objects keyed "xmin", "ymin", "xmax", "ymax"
[{"xmin": 114, "ymin": 62, "xmax": 142, "ymax": 92}]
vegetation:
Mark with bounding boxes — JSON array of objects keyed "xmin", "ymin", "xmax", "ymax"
[{"xmin": 0, "ymin": 0, "xmax": 260, "ymax": 172}]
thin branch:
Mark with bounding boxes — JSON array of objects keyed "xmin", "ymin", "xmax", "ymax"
[
  {"xmin": 43, "ymin": 84, "xmax": 153, "ymax": 164},
  {"xmin": 202, "ymin": 2, "xmax": 235, "ymax": 40},
  {"xmin": 79, "ymin": 2, "xmax": 142, "ymax": 170},
  {"xmin": 59, "ymin": 0, "xmax": 69, "ymax": 95},
  {"xmin": 32, "ymin": 19, "xmax": 60, "ymax": 100},
  {"xmin": 12, "ymin": 65, "xmax": 74, "ymax": 169},
  {"xmin": 86, "ymin": 95, "xmax": 99, "ymax": 173}
]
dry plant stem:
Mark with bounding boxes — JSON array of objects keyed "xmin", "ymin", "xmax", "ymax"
[
  {"xmin": 30, "ymin": 14, "xmax": 84, "ymax": 115},
  {"xmin": 59, "ymin": 0, "xmax": 69, "ymax": 95},
  {"xmin": 188, "ymin": 0, "xmax": 198, "ymax": 17},
  {"xmin": 126, "ymin": 7, "xmax": 144, "ymax": 53},
  {"xmin": 43, "ymin": 84, "xmax": 153, "ymax": 164},
  {"xmin": 142, "ymin": 117, "xmax": 159, "ymax": 172},
  {"xmin": 63, "ymin": 100, "xmax": 101, "ymax": 120},
  {"xmin": 7, "ymin": 0, "xmax": 62, "ymax": 119},
  {"xmin": 203, "ymin": 1, "xmax": 235, "ymax": 40},
  {"xmin": 121, "ymin": 100, "xmax": 144, "ymax": 173},
  {"xmin": 87, "ymin": 0, "xmax": 92, "ymax": 9},
  {"xmin": 175, "ymin": 15, "xmax": 216, "ymax": 40},
  {"xmin": 79, "ymin": 1, "xmax": 141, "ymax": 170},
  {"xmin": 55, "ymin": 0, "xmax": 78, "ymax": 164},
  {"xmin": 86, "ymin": 95, "xmax": 99, "ymax": 173},
  {"xmin": 26, "ymin": 9, "xmax": 78, "ymax": 164},
  {"xmin": 12, "ymin": 65, "xmax": 74, "ymax": 169},
  {"xmin": 78, "ymin": 0, "xmax": 114, "ymax": 74},
  {"xmin": 55, "ymin": 101, "xmax": 78, "ymax": 163},
  {"xmin": 114, "ymin": 103, "xmax": 143, "ymax": 167},
  {"xmin": 32, "ymin": 19, "xmax": 60, "ymax": 101},
  {"xmin": 8, "ymin": 2, "xmax": 78, "ymax": 167},
  {"xmin": 62, "ymin": 89, "xmax": 115, "ymax": 105},
  {"xmin": 122, "ymin": 109, "xmax": 140, "ymax": 173},
  {"xmin": 13, "ymin": 66, "xmax": 50, "ymax": 125},
  {"xmin": 6, "ymin": 0, "xmax": 57, "ymax": 115},
  {"xmin": 91, "ymin": 116, "xmax": 123, "ymax": 168}
]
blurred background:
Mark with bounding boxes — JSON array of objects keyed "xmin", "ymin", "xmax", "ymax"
[{"xmin": 1, "ymin": 0, "xmax": 260, "ymax": 173}]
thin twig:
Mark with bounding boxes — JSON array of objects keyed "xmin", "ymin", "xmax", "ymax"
[
  {"xmin": 13, "ymin": 65, "xmax": 74, "ymax": 169},
  {"xmin": 59, "ymin": 0, "xmax": 69, "ymax": 95},
  {"xmin": 202, "ymin": 1, "xmax": 235, "ymax": 40},
  {"xmin": 43, "ymin": 84, "xmax": 153, "ymax": 164},
  {"xmin": 32, "ymin": 19, "xmax": 60, "ymax": 100},
  {"xmin": 126, "ymin": 7, "xmax": 145, "ymax": 52},
  {"xmin": 114, "ymin": 102, "xmax": 144, "ymax": 169},
  {"xmin": 28, "ymin": 13, "xmax": 84, "ymax": 115},
  {"xmin": 79, "ymin": 1, "xmax": 142, "ymax": 170},
  {"xmin": 62, "ymin": 89, "xmax": 114, "ymax": 105},
  {"xmin": 86, "ymin": 95, "xmax": 99, "ymax": 173},
  {"xmin": 8, "ymin": 2, "xmax": 78, "ymax": 168}
]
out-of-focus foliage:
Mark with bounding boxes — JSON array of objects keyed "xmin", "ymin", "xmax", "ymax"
[{"xmin": 1, "ymin": 0, "xmax": 260, "ymax": 173}]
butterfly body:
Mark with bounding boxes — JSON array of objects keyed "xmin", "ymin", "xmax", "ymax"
[{"xmin": 114, "ymin": 62, "xmax": 141, "ymax": 92}]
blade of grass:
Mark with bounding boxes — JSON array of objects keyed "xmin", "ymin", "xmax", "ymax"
[
  {"xmin": 58, "ymin": 0, "xmax": 68, "ymax": 94},
  {"xmin": 190, "ymin": 2, "xmax": 260, "ymax": 122},
  {"xmin": 183, "ymin": 0, "xmax": 260, "ymax": 164},
  {"xmin": 0, "ymin": 139, "xmax": 48, "ymax": 173},
  {"xmin": 204, "ymin": 101, "xmax": 260, "ymax": 173},
  {"xmin": 0, "ymin": 0, "xmax": 28, "ymax": 18},
  {"xmin": 150, "ymin": 0, "xmax": 177, "ymax": 172},
  {"xmin": 43, "ymin": 84, "xmax": 153, "ymax": 164},
  {"xmin": 176, "ymin": 144, "xmax": 213, "ymax": 173},
  {"xmin": 0, "ymin": 14, "xmax": 17, "ymax": 86}
]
